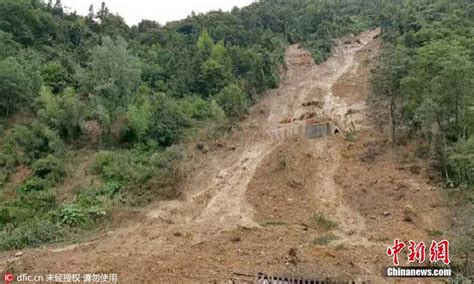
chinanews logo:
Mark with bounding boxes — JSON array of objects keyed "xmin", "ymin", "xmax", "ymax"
[
  {"xmin": 386, "ymin": 239, "xmax": 450, "ymax": 265},
  {"xmin": 385, "ymin": 239, "xmax": 452, "ymax": 278},
  {"xmin": 3, "ymin": 273, "xmax": 14, "ymax": 284}
]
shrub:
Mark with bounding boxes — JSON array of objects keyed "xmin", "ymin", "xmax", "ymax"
[
  {"xmin": 17, "ymin": 177, "xmax": 50, "ymax": 192},
  {"xmin": 214, "ymin": 83, "xmax": 249, "ymax": 120},
  {"xmin": 0, "ymin": 169, "xmax": 8, "ymax": 186},
  {"xmin": 37, "ymin": 87, "xmax": 83, "ymax": 140},
  {"xmin": 179, "ymin": 96, "xmax": 224, "ymax": 121},
  {"xmin": 149, "ymin": 145, "xmax": 185, "ymax": 189},
  {"xmin": 0, "ymin": 218, "xmax": 64, "ymax": 251},
  {"xmin": 149, "ymin": 94, "xmax": 192, "ymax": 147},
  {"xmin": 0, "ymin": 205, "xmax": 33, "ymax": 227},
  {"xmin": 31, "ymin": 155, "xmax": 65, "ymax": 183},
  {"xmin": 15, "ymin": 189, "xmax": 57, "ymax": 212},
  {"xmin": 3, "ymin": 122, "xmax": 64, "ymax": 164},
  {"xmin": 57, "ymin": 204, "xmax": 88, "ymax": 227},
  {"xmin": 58, "ymin": 204, "xmax": 106, "ymax": 228},
  {"xmin": 92, "ymin": 150, "xmax": 152, "ymax": 185},
  {"xmin": 311, "ymin": 212, "xmax": 338, "ymax": 230}
]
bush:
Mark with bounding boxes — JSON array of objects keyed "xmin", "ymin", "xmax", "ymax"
[
  {"xmin": 3, "ymin": 122, "xmax": 64, "ymax": 164},
  {"xmin": 0, "ymin": 218, "xmax": 64, "ymax": 251},
  {"xmin": 0, "ymin": 205, "xmax": 34, "ymax": 228},
  {"xmin": 37, "ymin": 87, "xmax": 83, "ymax": 140},
  {"xmin": 179, "ymin": 96, "xmax": 224, "ymax": 121},
  {"xmin": 150, "ymin": 145, "xmax": 186, "ymax": 186},
  {"xmin": 92, "ymin": 150, "xmax": 153, "ymax": 185},
  {"xmin": 17, "ymin": 177, "xmax": 50, "ymax": 192},
  {"xmin": 58, "ymin": 204, "xmax": 106, "ymax": 228},
  {"xmin": 15, "ymin": 189, "xmax": 57, "ymax": 212},
  {"xmin": 214, "ymin": 83, "xmax": 249, "ymax": 120},
  {"xmin": 448, "ymin": 138, "xmax": 474, "ymax": 186},
  {"xmin": 0, "ymin": 169, "xmax": 8, "ymax": 186},
  {"xmin": 149, "ymin": 94, "xmax": 192, "ymax": 147},
  {"xmin": 31, "ymin": 155, "xmax": 65, "ymax": 183}
]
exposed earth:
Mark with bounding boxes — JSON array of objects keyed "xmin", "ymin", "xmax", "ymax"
[{"xmin": 1, "ymin": 29, "xmax": 452, "ymax": 283}]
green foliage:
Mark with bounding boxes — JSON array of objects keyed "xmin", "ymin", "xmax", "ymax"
[
  {"xmin": 261, "ymin": 220, "xmax": 287, "ymax": 226},
  {"xmin": 58, "ymin": 203, "xmax": 105, "ymax": 228},
  {"xmin": 313, "ymin": 233, "xmax": 339, "ymax": 246},
  {"xmin": 148, "ymin": 94, "xmax": 192, "ymax": 147},
  {"xmin": 214, "ymin": 83, "xmax": 249, "ymax": 120},
  {"xmin": 3, "ymin": 122, "xmax": 64, "ymax": 164},
  {"xmin": 92, "ymin": 150, "xmax": 153, "ymax": 186},
  {"xmin": 127, "ymin": 92, "xmax": 152, "ymax": 142},
  {"xmin": 31, "ymin": 155, "xmax": 65, "ymax": 183},
  {"xmin": 37, "ymin": 87, "xmax": 83, "ymax": 140},
  {"xmin": 0, "ymin": 0, "xmax": 56, "ymax": 45},
  {"xmin": 311, "ymin": 212, "xmax": 338, "ymax": 231},
  {"xmin": 372, "ymin": 0, "xmax": 473, "ymax": 186},
  {"xmin": 0, "ymin": 31, "xmax": 20, "ymax": 60},
  {"xmin": 41, "ymin": 61, "xmax": 70, "ymax": 94},
  {"xmin": 15, "ymin": 189, "xmax": 58, "ymax": 212},
  {"xmin": 178, "ymin": 96, "xmax": 224, "ymax": 121},
  {"xmin": 17, "ymin": 177, "xmax": 50, "ymax": 192},
  {"xmin": 0, "ymin": 219, "xmax": 63, "ymax": 251},
  {"xmin": 149, "ymin": 144, "xmax": 185, "ymax": 185},
  {"xmin": 197, "ymin": 30, "xmax": 214, "ymax": 57},
  {"xmin": 76, "ymin": 36, "xmax": 141, "ymax": 109},
  {"xmin": 448, "ymin": 138, "xmax": 474, "ymax": 186},
  {"xmin": 0, "ymin": 57, "xmax": 31, "ymax": 116}
]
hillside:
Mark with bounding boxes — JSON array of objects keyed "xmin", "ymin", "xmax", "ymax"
[{"xmin": 0, "ymin": 0, "xmax": 473, "ymax": 282}]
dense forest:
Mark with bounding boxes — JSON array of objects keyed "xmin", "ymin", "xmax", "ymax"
[{"xmin": 0, "ymin": 0, "xmax": 472, "ymax": 276}]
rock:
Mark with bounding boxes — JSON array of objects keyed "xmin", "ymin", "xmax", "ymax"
[
  {"xmin": 403, "ymin": 205, "xmax": 415, "ymax": 222},
  {"xmin": 288, "ymin": 179, "xmax": 303, "ymax": 188},
  {"xmin": 15, "ymin": 251, "xmax": 24, "ymax": 257},
  {"xmin": 383, "ymin": 211, "xmax": 390, "ymax": 216},
  {"xmin": 230, "ymin": 236, "xmax": 241, "ymax": 243}
]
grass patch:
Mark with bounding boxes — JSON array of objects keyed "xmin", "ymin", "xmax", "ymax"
[
  {"xmin": 261, "ymin": 220, "xmax": 287, "ymax": 227},
  {"xmin": 313, "ymin": 233, "xmax": 339, "ymax": 246},
  {"xmin": 311, "ymin": 212, "xmax": 337, "ymax": 230},
  {"xmin": 426, "ymin": 229, "xmax": 444, "ymax": 238}
]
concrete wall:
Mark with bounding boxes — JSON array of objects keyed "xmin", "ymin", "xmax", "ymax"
[{"xmin": 269, "ymin": 123, "xmax": 340, "ymax": 140}]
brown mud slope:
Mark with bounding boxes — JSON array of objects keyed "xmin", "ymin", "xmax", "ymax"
[{"xmin": 1, "ymin": 29, "xmax": 452, "ymax": 283}]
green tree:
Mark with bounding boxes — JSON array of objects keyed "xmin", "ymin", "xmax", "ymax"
[
  {"xmin": 0, "ymin": 57, "xmax": 31, "ymax": 116},
  {"xmin": 197, "ymin": 30, "xmax": 214, "ymax": 58},
  {"xmin": 76, "ymin": 36, "xmax": 141, "ymax": 109},
  {"xmin": 371, "ymin": 44, "xmax": 409, "ymax": 144},
  {"xmin": 41, "ymin": 61, "xmax": 70, "ymax": 94},
  {"xmin": 37, "ymin": 87, "xmax": 83, "ymax": 140},
  {"xmin": 214, "ymin": 83, "xmax": 249, "ymax": 120}
]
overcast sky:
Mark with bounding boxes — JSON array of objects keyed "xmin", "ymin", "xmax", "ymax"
[{"xmin": 61, "ymin": 0, "xmax": 256, "ymax": 26}]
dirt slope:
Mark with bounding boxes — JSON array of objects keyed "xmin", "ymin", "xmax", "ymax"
[{"xmin": 1, "ymin": 29, "xmax": 452, "ymax": 283}]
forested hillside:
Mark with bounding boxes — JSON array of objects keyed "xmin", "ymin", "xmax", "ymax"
[{"xmin": 0, "ymin": 0, "xmax": 472, "ymax": 276}]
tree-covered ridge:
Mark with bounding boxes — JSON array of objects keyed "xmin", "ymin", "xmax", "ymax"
[{"xmin": 372, "ymin": 0, "xmax": 474, "ymax": 186}]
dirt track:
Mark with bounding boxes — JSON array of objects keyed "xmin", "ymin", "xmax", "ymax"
[{"xmin": 1, "ymin": 30, "xmax": 452, "ymax": 283}]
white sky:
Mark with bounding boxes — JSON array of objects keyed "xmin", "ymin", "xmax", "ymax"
[{"xmin": 61, "ymin": 0, "xmax": 256, "ymax": 26}]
